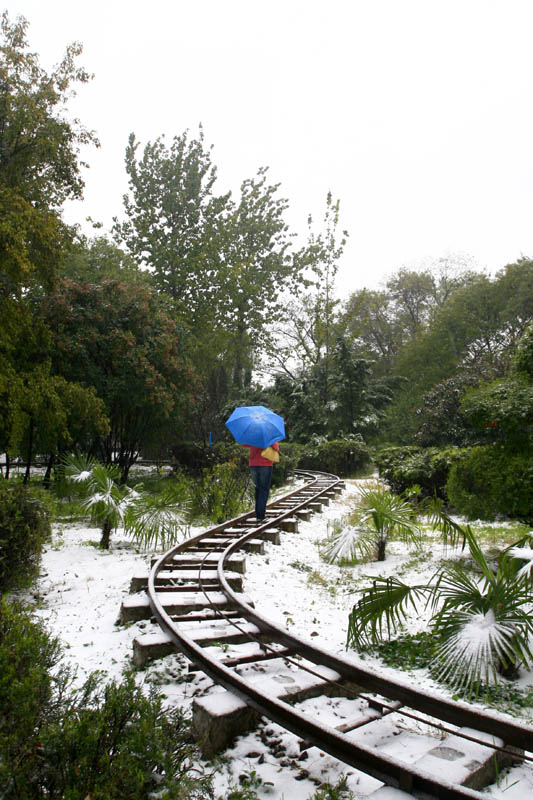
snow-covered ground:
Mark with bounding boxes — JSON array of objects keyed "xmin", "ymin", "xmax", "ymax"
[{"xmin": 25, "ymin": 477, "xmax": 533, "ymax": 799}]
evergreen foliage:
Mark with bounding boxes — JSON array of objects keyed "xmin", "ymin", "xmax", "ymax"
[
  {"xmin": 374, "ymin": 445, "xmax": 462, "ymax": 499},
  {"xmin": 0, "ymin": 482, "xmax": 50, "ymax": 592},
  {"xmin": 298, "ymin": 438, "xmax": 370, "ymax": 477},
  {"xmin": 446, "ymin": 445, "xmax": 533, "ymax": 522},
  {"xmin": 0, "ymin": 600, "xmax": 213, "ymax": 799}
]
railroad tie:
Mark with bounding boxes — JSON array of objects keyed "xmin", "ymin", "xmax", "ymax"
[
  {"xmin": 129, "ymin": 569, "xmax": 244, "ymax": 594},
  {"xmin": 152, "ymin": 553, "xmax": 247, "ymax": 573},
  {"xmin": 191, "ymin": 663, "xmax": 345, "ymax": 758},
  {"xmin": 119, "ymin": 590, "xmax": 254, "ymax": 624},
  {"xmin": 132, "ymin": 619, "xmax": 269, "ymax": 668}
]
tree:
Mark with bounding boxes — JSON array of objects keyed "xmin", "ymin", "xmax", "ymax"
[
  {"xmin": 413, "ymin": 374, "xmax": 479, "ymax": 447},
  {"xmin": 114, "ymin": 128, "xmax": 308, "ymax": 391},
  {"xmin": 385, "ymin": 263, "xmax": 533, "ymax": 444},
  {"xmin": 114, "ymin": 128, "xmax": 228, "ymax": 316},
  {"xmin": 0, "ymin": 304, "xmax": 107, "ymax": 480},
  {"xmin": 0, "ymin": 11, "xmax": 97, "ymax": 300},
  {"xmin": 60, "ymin": 235, "xmax": 146, "ymax": 285},
  {"xmin": 385, "ymin": 268, "xmax": 436, "ymax": 339},
  {"xmin": 339, "ymin": 256, "xmax": 479, "ymax": 380},
  {"xmin": 263, "ymin": 194, "xmax": 346, "ymax": 383},
  {"xmin": 215, "ymin": 168, "xmax": 298, "ymax": 388},
  {"xmin": 460, "ymin": 322, "xmax": 533, "ymax": 451},
  {"xmin": 42, "ymin": 279, "xmax": 192, "ymax": 481},
  {"xmin": 339, "ymin": 289, "xmax": 401, "ymax": 376},
  {"xmin": 0, "ymin": 12, "xmax": 103, "ymax": 477},
  {"xmin": 330, "ymin": 336, "xmax": 398, "ymax": 439}
]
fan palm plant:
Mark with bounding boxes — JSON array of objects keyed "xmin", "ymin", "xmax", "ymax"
[
  {"xmin": 123, "ymin": 486, "xmax": 189, "ymax": 551},
  {"xmin": 323, "ymin": 483, "xmax": 421, "ymax": 564},
  {"xmin": 62, "ymin": 454, "xmax": 188, "ymax": 550},
  {"xmin": 346, "ymin": 524, "xmax": 533, "ymax": 695},
  {"xmin": 81, "ymin": 464, "xmax": 131, "ymax": 549}
]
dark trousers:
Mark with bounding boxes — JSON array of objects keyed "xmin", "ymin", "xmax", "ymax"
[{"xmin": 249, "ymin": 465, "xmax": 273, "ymax": 520}]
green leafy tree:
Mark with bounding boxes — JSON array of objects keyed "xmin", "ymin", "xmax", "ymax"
[
  {"xmin": 339, "ymin": 288, "xmax": 401, "ymax": 377},
  {"xmin": 0, "ymin": 11, "xmax": 97, "ymax": 302},
  {"xmin": 459, "ymin": 320, "xmax": 533, "ymax": 451},
  {"xmin": 414, "ymin": 374, "xmax": 479, "ymax": 447},
  {"xmin": 114, "ymin": 128, "xmax": 308, "ymax": 393},
  {"xmin": 42, "ymin": 279, "xmax": 192, "ymax": 481},
  {"xmin": 339, "ymin": 256, "xmax": 478, "ymax": 380},
  {"xmin": 386, "ymin": 262, "xmax": 533, "ymax": 444},
  {"xmin": 114, "ymin": 128, "xmax": 229, "ymax": 314},
  {"xmin": 0, "ymin": 12, "xmax": 102, "ymax": 477},
  {"xmin": 329, "ymin": 336, "xmax": 397, "ymax": 439},
  {"xmin": 60, "ymin": 235, "xmax": 146, "ymax": 285}
]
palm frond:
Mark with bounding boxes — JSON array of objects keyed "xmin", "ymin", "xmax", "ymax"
[
  {"xmin": 81, "ymin": 465, "xmax": 127, "ymax": 528},
  {"xmin": 422, "ymin": 497, "xmax": 466, "ymax": 549},
  {"xmin": 433, "ymin": 607, "xmax": 532, "ymax": 695},
  {"xmin": 62, "ymin": 452, "xmax": 98, "ymax": 484},
  {"xmin": 124, "ymin": 487, "xmax": 190, "ymax": 550},
  {"xmin": 508, "ymin": 545, "xmax": 533, "ymax": 581},
  {"xmin": 322, "ymin": 526, "xmax": 360, "ymax": 564},
  {"xmin": 346, "ymin": 577, "xmax": 429, "ymax": 649}
]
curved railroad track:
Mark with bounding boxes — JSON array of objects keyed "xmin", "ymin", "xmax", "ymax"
[{"xmin": 123, "ymin": 469, "xmax": 533, "ymax": 799}]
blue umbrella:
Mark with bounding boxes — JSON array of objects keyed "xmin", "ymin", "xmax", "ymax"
[{"xmin": 225, "ymin": 405, "xmax": 285, "ymax": 449}]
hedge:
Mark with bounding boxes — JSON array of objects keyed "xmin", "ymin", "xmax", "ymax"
[
  {"xmin": 446, "ymin": 445, "xmax": 533, "ymax": 521},
  {"xmin": 0, "ymin": 482, "xmax": 50, "ymax": 594},
  {"xmin": 374, "ymin": 445, "xmax": 463, "ymax": 499},
  {"xmin": 297, "ymin": 438, "xmax": 371, "ymax": 477}
]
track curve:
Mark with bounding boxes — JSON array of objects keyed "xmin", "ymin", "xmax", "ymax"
[{"xmin": 145, "ymin": 470, "xmax": 533, "ymax": 799}]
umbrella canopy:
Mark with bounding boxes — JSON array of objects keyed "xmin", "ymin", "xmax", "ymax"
[{"xmin": 225, "ymin": 405, "xmax": 285, "ymax": 449}]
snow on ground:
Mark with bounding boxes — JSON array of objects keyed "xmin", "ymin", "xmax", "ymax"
[{"xmin": 24, "ymin": 476, "xmax": 533, "ymax": 799}]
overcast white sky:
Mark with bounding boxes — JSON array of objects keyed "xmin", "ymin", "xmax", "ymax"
[{"xmin": 5, "ymin": 0, "xmax": 533, "ymax": 297}]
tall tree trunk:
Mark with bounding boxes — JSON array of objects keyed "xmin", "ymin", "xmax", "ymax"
[
  {"xmin": 43, "ymin": 454, "xmax": 55, "ymax": 489},
  {"xmin": 100, "ymin": 519, "xmax": 112, "ymax": 549},
  {"xmin": 377, "ymin": 536, "xmax": 386, "ymax": 561},
  {"xmin": 24, "ymin": 417, "xmax": 34, "ymax": 485}
]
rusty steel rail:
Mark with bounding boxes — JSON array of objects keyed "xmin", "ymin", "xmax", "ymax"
[{"xmin": 147, "ymin": 470, "xmax": 533, "ymax": 800}]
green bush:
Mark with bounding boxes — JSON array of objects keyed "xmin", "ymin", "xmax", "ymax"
[
  {"xmin": 374, "ymin": 445, "xmax": 462, "ymax": 499},
  {"xmin": 188, "ymin": 459, "xmax": 252, "ymax": 523},
  {"xmin": 0, "ymin": 482, "xmax": 50, "ymax": 593},
  {"xmin": 171, "ymin": 440, "xmax": 244, "ymax": 474},
  {"xmin": 298, "ymin": 438, "xmax": 371, "ymax": 477},
  {"xmin": 0, "ymin": 598, "xmax": 64, "ymax": 796},
  {"xmin": 0, "ymin": 599, "xmax": 213, "ymax": 800},
  {"xmin": 271, "ymin": 441, "xmax": 302, "ymax": 488},
  {"xmin": 446, "ymin": 445, "xmax": 533, "ymax": 521}
]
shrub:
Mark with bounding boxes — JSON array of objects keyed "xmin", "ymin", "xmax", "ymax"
[
  {"xmin": 271, "ymin": 441, "xmax": 302, "ymax": 488},
  {"xmin": 188, "ymin": 459, "xmax": 252, "ymax": 523},
  {"xmin": 0, "ymin": 600, "xmax": 213, "ymax": 800},
  {"xmin": 446, "ymin": 445, "xmax": 533, "ymax": 521},
  {"xmin": 0, "ymin": 598, "xmax": 64, "ymax": 796},
  {"xmin": 0, "ymin": 482, "xmax": 50, "ymax": 593},
  {"xmin": 298, "ymin": 438, "xmax": 371, "ymax": 477},
  {"xmin": 374, "ymin": 445, "xmax": 462, "ymax": 499},
  {"xmin": 171, "ymin": 441, "xmax": 244, "ymax": 474}
]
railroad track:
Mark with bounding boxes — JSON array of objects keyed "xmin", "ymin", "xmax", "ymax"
[{"xmin": 121, "ymin": 470, "xmax": 533, "ymax": 799}]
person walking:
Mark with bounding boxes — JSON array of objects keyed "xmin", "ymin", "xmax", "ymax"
[{"xmin": 243, "ymin": 441, "xmax": 279, "ymax": 522}]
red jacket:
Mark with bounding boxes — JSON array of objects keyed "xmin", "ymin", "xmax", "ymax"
[{"xmin": 243, "ymin": 441, "xmax": 279, "ymax": 466}]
